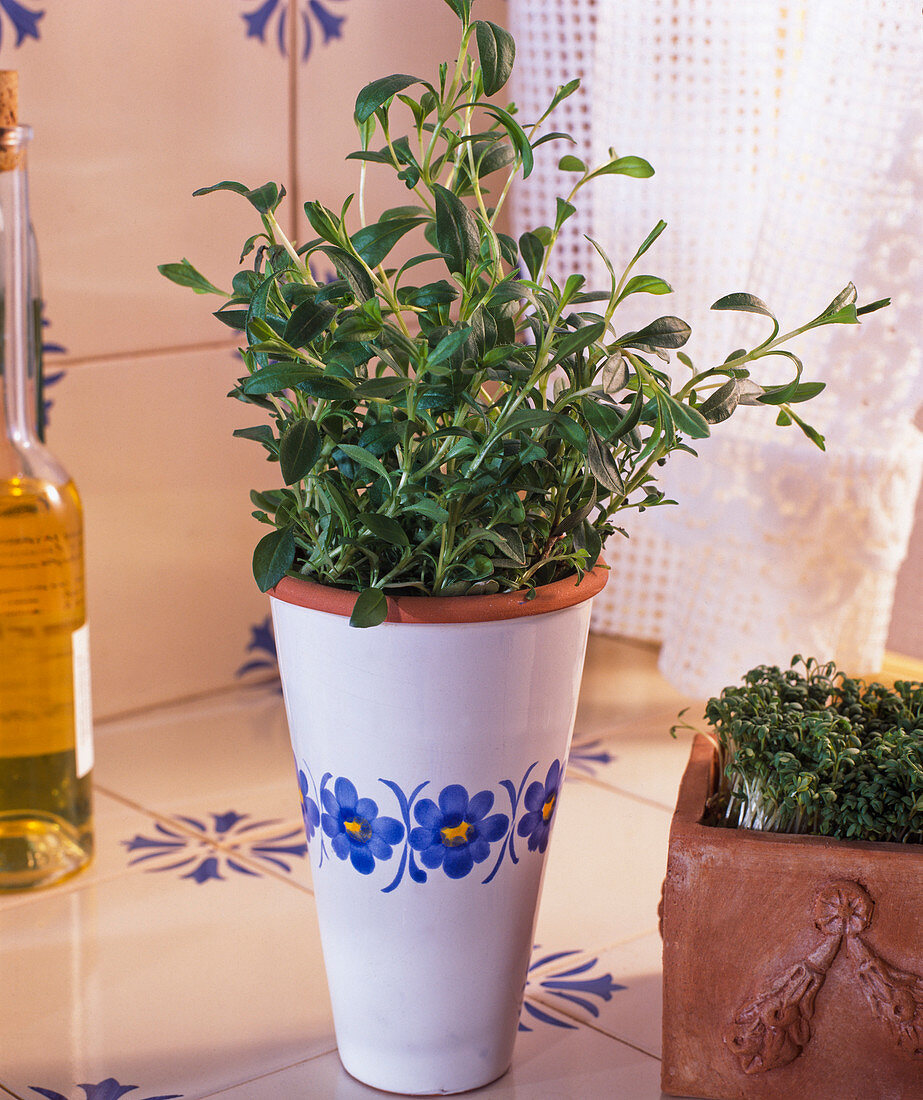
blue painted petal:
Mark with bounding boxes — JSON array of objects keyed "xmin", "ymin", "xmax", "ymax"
[
  {"xmin": 413, "ymin": 798, "xmax": 442, "ymax": 829},
  {"xmin": 321, "ymin": 812, "xmax": 340, "ymax": 839},
  {"xmin": 420, "ymin": 843, "xmax": 445, "ymax": 869},
  {"xmin": 469, "ymin": 837, "xmax": 491, "ymax": 863},
  {"xmin": 299, "ymin": 770, "xmax": 309, "ymax": 797},
  {"xmin": 354, "ymin": 797, "xmax": 378, "ymax": 820},
  {"xmin": 466, "ymin": 789, "xmax": 494, "ymax": 821},
  {"xmin": 443, "ymin": 845, "xmax": 474, "ymax": 879},
  {"xmin": 545, "ymin": 759, "xmax": 561, "ymax": 792},
  {"xmin": 350, "ymin": 845, "xmax": 375, "ymax": 875},
  {"xmin": 517, "ymin": 810, "xmax": 540, "ymax": 838},
  {"xmin": 478, "ymin": 813, "xmax": 509, "ymax": 842},
  {"xmin": 523, "ymin": 780, "xmax": 545, "ymax": 811},
  {"xmin": 372, "ymin": 816, "xmax": 404, "ymax": 845},
  {"xmin": 331, "ymin": 832, "xmax": 350, "ymax": 860},
  {"xmin": 367, "ymin": 836, "xmax": 392, "ymax": 860},
  {"xmin": 321, "ymin": 788, "xmax": 339, "ymax": 816},
  {"xmin": 408, "ymin": 825, "xmax": 434, "ymax": 851},
  {"xmin": 306, "ymin": 798, "xmax": 320, "ymax": 827},
  {"xmin": 334, "ymin": 776, "xmax": 358, "ymax": 811},
  {"xmin": 28, "ymin": 1089, "xmax": 70, "ymax": 1100},
  {"xmin": 438, "ymin": 784, "xmax": 469, "ymax": 818}
]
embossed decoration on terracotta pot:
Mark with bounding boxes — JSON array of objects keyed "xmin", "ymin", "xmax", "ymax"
[
  {"xmin": 271, "ymin": 567, "xmax": 605, "ymax": 1096},
  {"xmin": 661, "ymin": 735, "xmax": 923, "ymax": 1100}
]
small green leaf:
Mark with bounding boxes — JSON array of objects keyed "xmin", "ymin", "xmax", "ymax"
[
  {"xmin": 318, "ymin": 246, "xmax": 375, "ymax": 301},
  {"xmin": 698, "ymin": 379, "xmax": 739, "ymax": 425},
  {"xmin": 587, "ymin": 429, "xmax": 624, "ymax": 493},
  {"xmin": 558, "ymin": 154, "xmax": 586, "ymax": 172},
  {"xmin": 429, "ymin": 326, "xmax": 473, "ymax": 367},
  {"xmin": 304, "ymin": 201, "xmax": 343, "ymax": 246},
  {"xmin": 338, "ymin": 444, "xmax": 391, "ymax": 482},
  {"xmin": 358, "ymin": 511, "xmax": 408, "ymax": 546},
  {"xmin": 474, "ymin": 20, "xmax": 515, "ymax": 95},
  {"xmin": 616, "ymin": 274, "xmax": 673, "ymax": 303},
  {"xmin": 546, "ymin": 321, "xmax": 607, "ymax": 369},
  {"xmin": 158, "ymin": 259, "xmax": 224, "ymax": 296},
  {"xmin": 243, "ymin": 363, "xmax": 313, "ymax": 395},
  {"xmin": 279, "ymin": 419, "xmax": 322, "ymax": 485},
  {"xmin": 601, "ymin": 355, "xmax": 629, "ymax": 394},
  {"xmin": 553, "ymin": 414, "xmax": 588, "ymax": 453},
  {"xmin": 233, "ymin": 425, "xmax": 276, "ymax": 447},
  {"xmin": 519, "ymin": 231, "xmax": 545, "ymax": 281},
  {"xmin": 546, "ymin": 78, "xmax": 581, "ymax": 115},
  {"xmin": 253, "ymin": 525, "xmax": 296, "ymax": 592},
  {"xmin": 482, "ymin": 105, "xmax": 534, "ymax": 178},
  {"xmin": 589, "ymin": 155, "xmax": 655, "ymax": 181},
  {"xmin": 622, "ymin": 316, "xmax": 691, "ymax": 350},
  {"xmin": 284, "ymin": 299, "xmax": 336, "ymax": 347},
  {"xmin": 434, "ymin": 184, "xmax": 481, "ymax": 274},
  {"xmin": 663, "ymin": 394, "xmax": 711, "ymax": 439},
  {"xmin": 711, "ymin": 292, "xmax": 776, "ymax": 319},
  {"xmin": 355, "ymin": 74, "xmax": 422, "ymax": 123},
  {"xmin": 351, "ymin": 216, "xmax": 426, "ymax": 268},
  {"xmin": 555, "ymin": 197, "xmax": 576, "ymax": 231},
  {"xmin": 349, "ymin": 587, "xmax": 388, "ymax": 628}
]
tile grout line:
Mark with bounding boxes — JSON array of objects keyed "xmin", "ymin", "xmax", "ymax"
[
  {"xmin": 0, "ymin": 1084, "xmax": 26, "ymax": 1100},
  {"xmin": 94, "ymin": 785, "xmax": 315, "ymax": 895},
  {"xmin": 567, "ymin": 770, "xmax": 677, "ymax": 814},
  {"xmin": 55, "ymin": 337, "xmax": 241, "ymax": 371},
  {"xmin": 193, "ymin": 1047, "xmax": 340, "ymax": 1099},
  {"xmin": 526, "ymin": 990, "xmax": 662, "ymax": 1062}
]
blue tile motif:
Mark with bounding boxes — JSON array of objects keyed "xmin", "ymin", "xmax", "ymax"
[
  {"xmin": 298, "ymin": 759, "xmax": 562, "ymax": 891},
  {"xmin": 0, "ymin": 0, "xmax": 43, "ymax": 49},
  {"xmin": 567, "ymin": 737, "xmax": 615, "ymax": 777},
  {"xmin": 241, "ymin": 0, "xmax": 349, "ymax": 62},
  {"xmin": 519, "ymin": 949, "xmax": 625, "ymax": 1032},
  {"xmin": 122, "ymin": 811, "xmax": 307, "ymax": 883},
  {"xmin": 236, "ymin": 614, "xmax": 279, "ymax": 680},
  {"xmin": 29, "ymin": 1080, "xmax": 182, "ymax": 1100},
  {"xmin": 39, "ymin": 304, "xmax": 67, "ymax": 436}
]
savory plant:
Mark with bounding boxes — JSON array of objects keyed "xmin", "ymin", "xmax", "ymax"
[
  {"xmin": 161, "ymin": 0, "xmax": 887, "ymax": 626},
  {"xmin": 679, "ymin": 657, "xmax": 923, "ymax": 844}
]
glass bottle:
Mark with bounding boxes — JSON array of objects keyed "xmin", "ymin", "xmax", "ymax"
[{"xmin": 0, "ymin": 73, "xmax": 93, "ymax": 890}]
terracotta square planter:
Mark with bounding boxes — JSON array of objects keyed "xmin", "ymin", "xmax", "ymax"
[{"xmin": 661, "ymin": 735, "xmax": 923, "ymax": 1100}]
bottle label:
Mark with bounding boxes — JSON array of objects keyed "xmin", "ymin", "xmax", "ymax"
[{"xmin": 72, "ymin": 622, "xmax": 93, "ymax": 777}]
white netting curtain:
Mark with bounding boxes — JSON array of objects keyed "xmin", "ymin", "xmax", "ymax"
[{"xmin": 508, "ymin": 0, "xmax": 923, "ymax": 696}]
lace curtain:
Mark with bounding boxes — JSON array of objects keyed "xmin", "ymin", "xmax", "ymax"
[{"xmin": 508, "ymin": 0, "xmax": 923, "ymax": 696}]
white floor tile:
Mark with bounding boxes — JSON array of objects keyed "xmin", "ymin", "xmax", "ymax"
[
  {"xmin": 0, "ymin": 867, "xmax": 333, "ymax": 1098},
  {"xmin": 199, "ymin": 1019, "xmax": 662, "ymax": 1099}
]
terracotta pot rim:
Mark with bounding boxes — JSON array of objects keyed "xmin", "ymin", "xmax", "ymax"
[{"xmin": 269, "ymin": 564, "xmax": 608, "ymax": 624}]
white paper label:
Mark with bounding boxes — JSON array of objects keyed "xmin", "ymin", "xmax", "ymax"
[{"xmin": 72, "ymin": 622, "xmax": 94, "ymax": 778}]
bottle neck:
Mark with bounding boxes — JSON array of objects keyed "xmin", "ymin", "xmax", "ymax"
[{"xmin": 0, "ymin": 125, "xmax": 39, "ymax": 452}]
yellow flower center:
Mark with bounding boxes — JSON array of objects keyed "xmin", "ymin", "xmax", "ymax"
[
  {"xmin": 440, "ymin": 820, "xmax": 471, "ymax": 847},
  {"xmin": 344, "ymin": 817, "xmax": 370, "ymax": 842},
  {"xmin": 541, "ymin": 793, "xmax": 556, "ymax": 823}
]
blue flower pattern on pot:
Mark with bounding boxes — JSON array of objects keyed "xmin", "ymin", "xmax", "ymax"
[
  {"xmin": 409, "ymin": 784, "xmax": 509, "ymax": 880},
  {"xmin": 298, "ymin": 767, "xmax": 321, "ymax": 842},
  {"xmin": 321, "ymin": 776, "xmax": 404, "ymax": 875},
  {"xmin": 29, "ymin": 1079, "xmax": 182, "ymax": 1100},
  {"xmin": 517, "ymin": 759, "xmax": 561, "ymax": 853}
]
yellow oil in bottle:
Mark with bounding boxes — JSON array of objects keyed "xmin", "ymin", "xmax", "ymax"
[{"xmin": 0, "ymin": 474, "xmax": 93, "ymax": 889}]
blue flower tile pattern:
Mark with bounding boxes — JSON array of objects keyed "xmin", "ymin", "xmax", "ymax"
[
  {"xmin": 123, "ymin": 811, "xmax": 307, "ymax": 883},
  {"xmin": 320, "ymin": 776, "xmax": 404, "ymax": 875},
  {"xmin": 236, "ymin": 615, "xmax": 279, "ymax": 680},
  {"xmin": 519, "ymin": 949, "xmax": 625, "ymax": 1032},
  {"xmin": 296, "ymin": 759, "xmax": 564, "ymax": 891},
  {"xmin": 0, "ymin": 0, "xmax": 43, "ymax": 50},
  {"xmin": 567, "ymin": 738, "xmax": 615, "ymax": 777},
  {"xmin": 241, "ymin": 0, "xmax": 349, "ymax": 62},
  {"xmin": 30, "ymin": 1080, "xmax": 182, "ymax": 1100},
  {"xmin": 409, "ymin": 784, "xmax": 509, "ymax": 880}
]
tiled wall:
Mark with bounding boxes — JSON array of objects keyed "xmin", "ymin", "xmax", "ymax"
[{"xmin": 2, "ymin": 0, "xmax": 918, "ymax": 720}]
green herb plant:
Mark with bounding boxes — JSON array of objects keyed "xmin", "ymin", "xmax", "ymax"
[
  {"xmin": 160, "ymin": 0, "xmax": 888, "ymax": 627},
  {"xmin": 676, "ymin": 657, "xmax": 923, "ymax": 844}
]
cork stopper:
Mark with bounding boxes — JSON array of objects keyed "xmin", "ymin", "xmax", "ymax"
[{"xmin": 0, "ymin": 70, "xmax": 20, "ymax": 171}]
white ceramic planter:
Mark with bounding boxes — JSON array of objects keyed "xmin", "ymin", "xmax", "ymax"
[{"xmin": 270, "ymin": 568, "xmax": 606, "ymax": 1095}]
